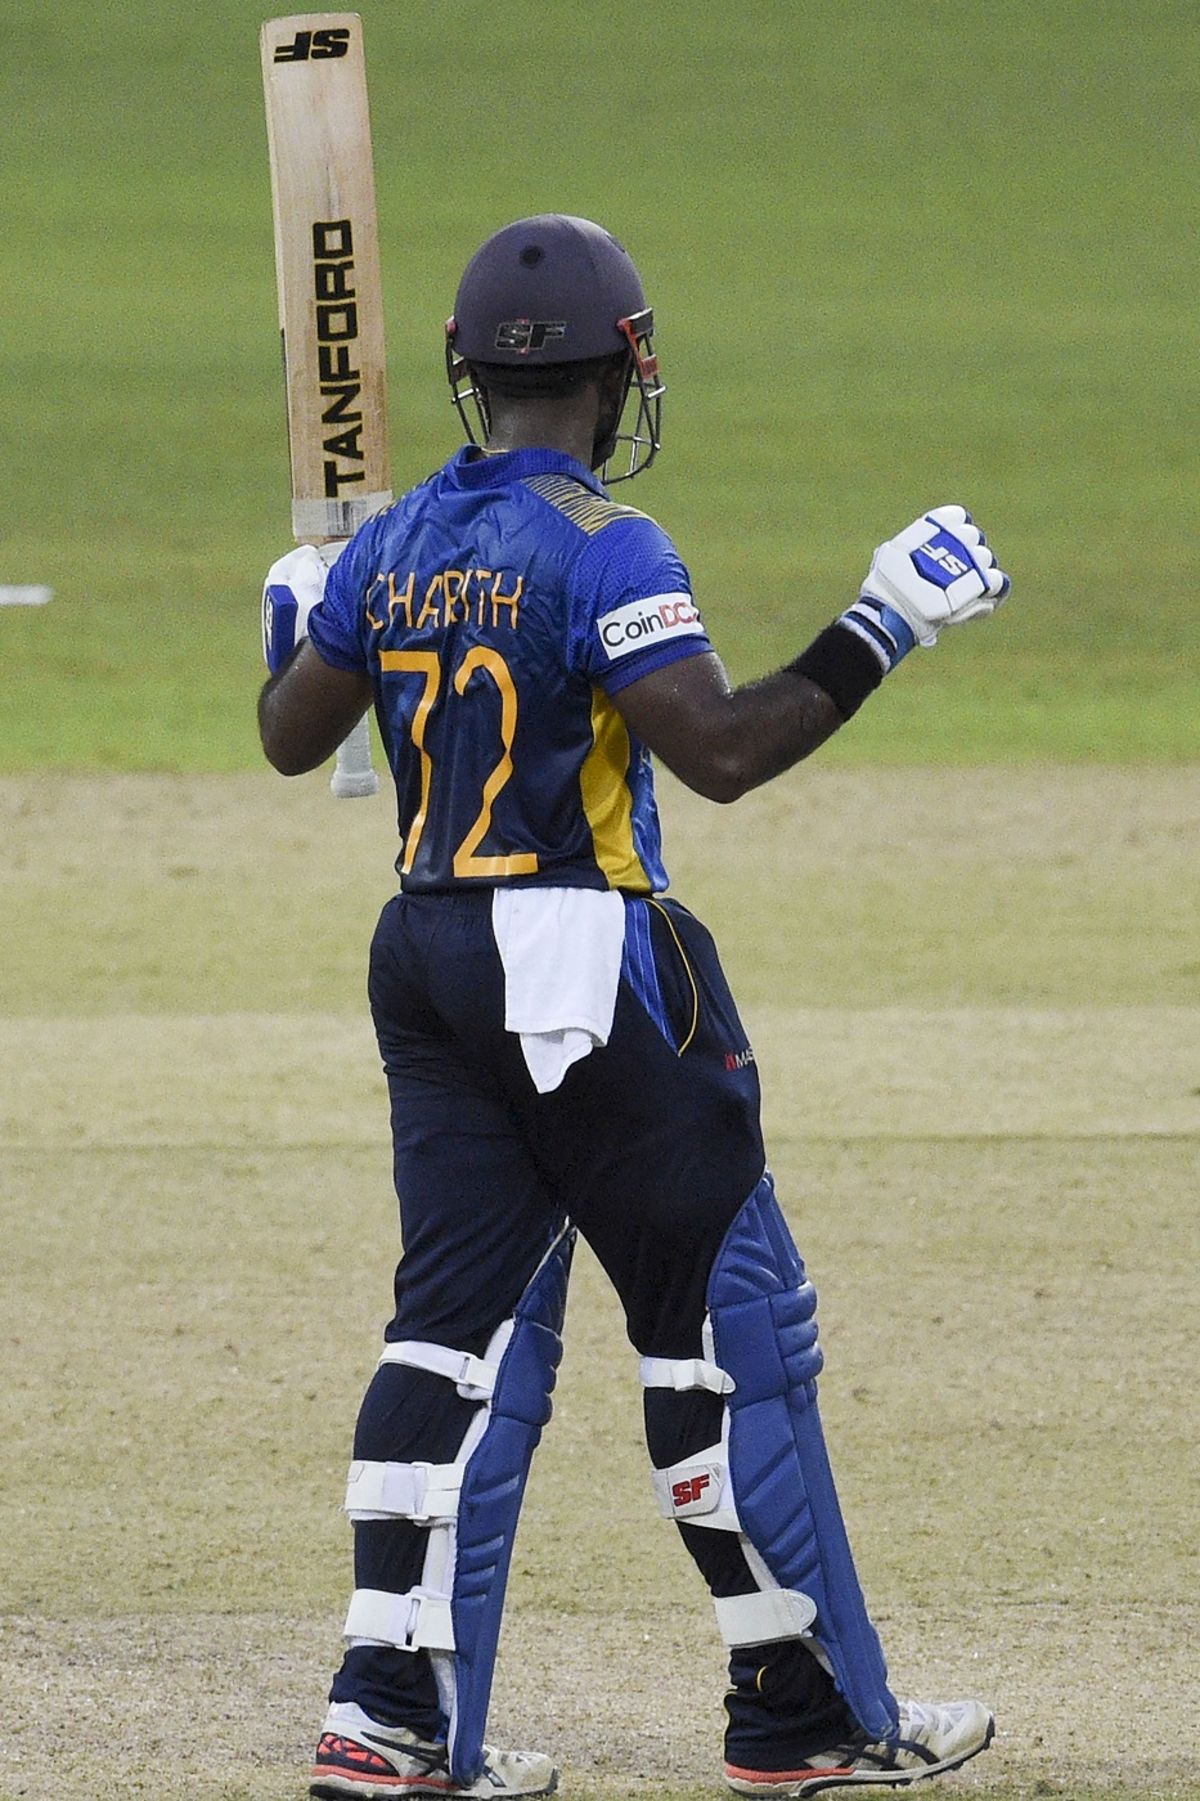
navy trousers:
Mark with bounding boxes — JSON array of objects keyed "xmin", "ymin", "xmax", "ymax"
[{"xmin": 331, "ymin": 888, "xmax": 856, "ymax": 1762}]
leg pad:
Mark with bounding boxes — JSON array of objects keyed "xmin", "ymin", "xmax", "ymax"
[
  {"xmin": 339, "ymin": 1227, "xmax": 574, "ymax": 1786},
  {"xmin": 707, "ymin": 1174, "xmax": 898, "ymax": 1741}
]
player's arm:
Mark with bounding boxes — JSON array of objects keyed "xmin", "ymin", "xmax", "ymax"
[
  {"xmin": 614, "ymin": 505, "xmax": 1011, "ymax": 803},
  {"xmin": 257, "ymin": 539, "xmax": 373, "ymax": 776},
  {"xmin": 615, "ymin": 651, "xmax": 842, "ymax": 803},
  {"xmin": 259, "ymin": 643, "xmax": 373, "ymax": 776}
]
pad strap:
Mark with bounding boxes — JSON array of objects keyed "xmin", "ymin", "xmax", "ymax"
[
  {"xmin": 379, "ymin": 1335, "xmax": 508, "ymax": 1401},
  {"xmin": 639, "ymin": 1354, "xmax": 735, "ymax": 1396},
  {"xmin": 344, "ymin": 1585, "xmax": 456, "ymax": 1653},
  {"xmin": 344, "ymin": 1459, "xmax": 463, "ymax": 1524},
  {"xmin": 714, "ymin": 1587, "xmax": 818, "ymax": 1646}
]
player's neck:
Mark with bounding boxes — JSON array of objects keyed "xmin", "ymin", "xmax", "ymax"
[{"xmin": 483, "ymin": 395, "xmax": 598, "ymax": 470}]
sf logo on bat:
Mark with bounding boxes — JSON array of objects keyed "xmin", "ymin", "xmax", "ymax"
[{"xmin": 274, "ymin": 27, "xmax": 350, "ymax": 62}]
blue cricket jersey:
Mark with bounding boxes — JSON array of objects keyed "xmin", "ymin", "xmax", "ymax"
[{"xmin": 307, "ymin": 446, "xmax": 712, "ymax": 893}]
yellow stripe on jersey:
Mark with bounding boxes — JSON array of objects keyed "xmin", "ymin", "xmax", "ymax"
[
  {"xmin": 523, "ymin": 472, "xmax": 652, "ymax": 536},
  {"xmin": 579, "ymin": 691, "xmax": 651, "ymax": 892}
]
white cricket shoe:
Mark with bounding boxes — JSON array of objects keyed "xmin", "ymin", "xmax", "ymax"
[
  {"xmin": 311, "ymin": 1700, "xmax": 557, "ymax": 1798},
  {"xmin": 724, "ymin": 1697, "xmax": 994, "ymax": 1795}
]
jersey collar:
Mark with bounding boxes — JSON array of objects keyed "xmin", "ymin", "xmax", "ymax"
[{"xmin": 448, "ymin": 444, "xmax": 608, "ymax": 496}]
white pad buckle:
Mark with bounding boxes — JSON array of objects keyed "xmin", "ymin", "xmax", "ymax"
[
  {"xmin": 344, "ymin": 1459, "xmax": 463, "ymax": 1525},
  {"xmin": 378, "ymin": 1336, "xmax": 506, "ymax": 1401},
  {"xmin": 344, "ymin": 1584, "xmax": 456, "ymax": 1653},
  {"xmin": 714, "ymin": 1587, "xmax": 818, "ymax": 1647},
  {"xmin": 639, "ymin": 1354, "xmax": 735, "ymax": 1396}
]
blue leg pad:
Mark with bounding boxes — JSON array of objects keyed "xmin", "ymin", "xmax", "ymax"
[
  {"xmin": 708, "ymin": 1175, "xmax": 898, "ymax": 1742},
  {"xmin": 446, "ymin": 1226, "xmax": 574, "ymax": 1785}
]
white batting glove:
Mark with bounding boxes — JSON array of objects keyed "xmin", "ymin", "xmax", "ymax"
[
  {"xmin": 261, "ymin": 540, "xmax": 347, "ymax": 673},
  {"xmin": 853, "ymin": 506, "xmax": 1011, "ymax": 654}
]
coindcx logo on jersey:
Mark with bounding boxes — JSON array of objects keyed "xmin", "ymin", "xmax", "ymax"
[{"xmin": 597, "ymin": 593, "xmax": 704, "ymax": 660}]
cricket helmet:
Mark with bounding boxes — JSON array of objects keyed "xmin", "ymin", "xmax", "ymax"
[{"xmin": 445, "ymin": 213, "xmax": 664, "ymax": 481}]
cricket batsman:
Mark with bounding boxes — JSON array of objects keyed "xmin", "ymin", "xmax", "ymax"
[{"xmin": 258, "ymin": 214, "xmax": 1011, "ymax": 1799}]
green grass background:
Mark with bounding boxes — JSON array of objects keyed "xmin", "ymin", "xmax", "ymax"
[{"xmin": 4, "ymin": 0, "xmax": 1196, "ymax": 771}]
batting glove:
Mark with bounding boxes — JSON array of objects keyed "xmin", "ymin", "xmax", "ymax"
[
  {"xmin": 844, "ymin": 506, "xmax": 1011, "ymax": 661},
  {"xmin": 261, "ymin": 540, "xmax": 346, "ymax": 674}
]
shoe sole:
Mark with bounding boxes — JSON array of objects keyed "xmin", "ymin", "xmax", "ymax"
[
  {"xmin": 726, "ymin": 1713, "xmax": 995, "ymax": 1797},
  {"xmin": 311, "ymin": 1779, "xmax": 459, "ymax": 1799},
  {"xmin": 311, "ymin": 1761, "xmax": 460, "ymax": 1797},
  {"xmin": 311, "ymin": 1771, "xmax": 558, "ymax": 1800}
]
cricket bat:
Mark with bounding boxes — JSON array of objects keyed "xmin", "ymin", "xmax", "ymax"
[{"xmin": 261, "ymin": 12, "xmax": 390, "ymax": 798}]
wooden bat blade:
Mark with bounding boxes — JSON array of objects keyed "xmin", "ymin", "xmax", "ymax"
[{"xmin": 261, "ymin": 13, "xmax": 392, "ymax": 540}]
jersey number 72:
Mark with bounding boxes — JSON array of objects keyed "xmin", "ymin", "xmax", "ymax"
[{"xmin": 381, "ymin": 647, "xmax": 539, "ymax": 880}]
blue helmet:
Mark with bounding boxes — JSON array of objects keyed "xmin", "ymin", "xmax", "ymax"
[{"xmin": 446, "ymin": 214, "xmax": 664, "ymax": 481}]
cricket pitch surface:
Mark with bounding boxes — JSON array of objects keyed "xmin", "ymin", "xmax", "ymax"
[{"xmin": 1, "ymin": 768, "xmax": 1196, "ymax": 1801}]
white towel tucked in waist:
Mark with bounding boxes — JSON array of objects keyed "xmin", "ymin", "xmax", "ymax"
[{"xmin": 491, "ymin": 886, "xmax": 626, "ymax": 1094}]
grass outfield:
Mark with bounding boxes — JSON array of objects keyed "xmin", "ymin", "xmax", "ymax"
[
  {"xmin": 4, "ymin": 0, "xmax": 1198, "ymax": 769},
  {"xmin": 2, "ymin": 770, "xmax": 1197, "ymax": 1799}
]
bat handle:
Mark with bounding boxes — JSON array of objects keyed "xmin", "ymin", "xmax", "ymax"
[{"xmin": 330, "ymin": 714, "xmax": 379, "ymax": 799}]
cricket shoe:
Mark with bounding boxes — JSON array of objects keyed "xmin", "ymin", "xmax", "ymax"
[
  {"xmin": 311, "ymin": 1700, "xmax": 557, "ymax": 1798},
  {"xmin": 723, "ymin": 1697, "xmax": 994, "ymax": 1796}
]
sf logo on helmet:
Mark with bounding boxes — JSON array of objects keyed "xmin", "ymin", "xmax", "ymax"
[{"xmin": 494, "ymin": 319, "xmax": 567, "ymax": 353}]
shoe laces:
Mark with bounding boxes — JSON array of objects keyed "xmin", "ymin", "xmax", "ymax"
[{"xmin": 895, "ymin": 1699, "xmax": 944, "ymax": 1738}]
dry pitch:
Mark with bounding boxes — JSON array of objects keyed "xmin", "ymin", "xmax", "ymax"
[{"xmin": 1, "ymin": 767, "xmax": 1196, "ymax": 1801}]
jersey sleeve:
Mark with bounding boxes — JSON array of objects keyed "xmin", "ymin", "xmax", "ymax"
[
  {"xmin": 567, "ymin": 514, "xmax": 712, "ymax": 696},
  {"xmin": 305, "ymin": 516, "xmax": 381, "ymax": 673}
]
